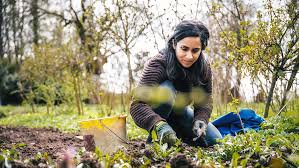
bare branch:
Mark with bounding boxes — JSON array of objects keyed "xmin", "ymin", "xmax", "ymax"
[{"xmin": 38, "ymin": 7, "xmax": 73, "ymax": 26}]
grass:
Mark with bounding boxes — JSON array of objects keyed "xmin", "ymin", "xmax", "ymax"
[
  {"xmin": 0, "ymin": 99, "xmax": 298, "ymax": 138},
  {"xmin": 0, "ymin": 104, "xmax": 148, "ymax": 139}
]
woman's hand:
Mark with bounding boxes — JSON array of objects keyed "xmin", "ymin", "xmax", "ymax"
[
  {"xmin": 192, "ymin": 120, "xmax": 207, "ymax": 139},
  {"xmin": 154, "ymin": 121, "xmax": 178, "ymax": 147}
]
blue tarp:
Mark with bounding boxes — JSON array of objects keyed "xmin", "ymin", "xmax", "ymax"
[{"xmin": 212, "ymin": 108, "xmax": 265, "ymax": 137}]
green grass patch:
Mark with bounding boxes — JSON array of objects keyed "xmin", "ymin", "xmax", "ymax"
[
  {"xmin": 0, "ymin": 104, "xmax": 148, "ymax": 139},
  {"xmin": 0, "ymin": 100, "xmax": 298, "ymax": 139}
]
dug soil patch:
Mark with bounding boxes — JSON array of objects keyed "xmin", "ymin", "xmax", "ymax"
[{"xmin": 0, "ymin": 126, "xmax": 84, "ymax": 160}]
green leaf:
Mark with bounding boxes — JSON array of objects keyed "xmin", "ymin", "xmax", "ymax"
[
  {"xmin": 0, "ymin": 155, "xmax": 4, "ymax": 162},
  {"xmin": 151, "ymin": 129, "xmax": 158, "ymax": 141},
  {"xmin": 230, "ymin": 152, "xmax": 239, "ymax": 168},
  {"xmin": 16, "ymin": 143, "xmax": 27, "ymax": 148},
  {"xmin": 288, "ymin": 154, "xmax": 299, "ymax": 165},
  {"xmin": 197, "ymin": 148, "xmax": 203, "ymax": 159},
  {"xmin": 165, "ymin": 163, "xmax": 171, "ymax": 168},
  {"xmin": 174, "ymin": 138, "xmax": 182, "ymax": 147}
]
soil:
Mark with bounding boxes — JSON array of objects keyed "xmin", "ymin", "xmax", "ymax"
[
  {"xmin": 0, "ymin": 126, "xmax": 199, "ymax": 168},
  {"xmin": 0, "ymin": 126, "xmax": 288, "ymax": 167},
  {"xmin": 0, "ymin": 126, "xmax": 87, "ymax": 167},
  {"xmin": 0, "ymin": 126, "xmax": 84, "ymax": 160},
  {"xmin": 169, "ymin": 153, "xmax": 194, "ymax": 168}
]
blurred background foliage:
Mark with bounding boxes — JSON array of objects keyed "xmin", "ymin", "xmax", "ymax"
[{"xmin": 0, "ymin": 0, "xmax": 297, "ymax": 118}]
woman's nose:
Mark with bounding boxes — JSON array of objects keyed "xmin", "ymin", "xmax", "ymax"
[{"xmin": 185, "ymin": 51, "xmax": 193, "ymax": 60}]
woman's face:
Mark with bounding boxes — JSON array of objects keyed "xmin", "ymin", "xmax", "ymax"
[{"xmin": 173, "ymin": 36, "xmax": 202, "ymax": 68}]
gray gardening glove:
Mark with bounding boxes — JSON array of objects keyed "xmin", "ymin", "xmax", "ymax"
[
  {"xmin": 154, "ymin": 121, "xmax": 178, "ymax": 147},
  {"xmin": 192, "ymin": 120, "xmax": 207, "ymax": 140}
]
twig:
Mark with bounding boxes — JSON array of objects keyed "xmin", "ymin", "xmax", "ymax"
[
  {"xmin": 100, "ymin": 120, "xmax": 129, "ymax": 144},
  {"xmin": 236, "ymin": 112, "xmax": 246, "ymax": 134},
  {"xmin": 276, "ymin": 93, "xmax": 295, "ymax": 116}
]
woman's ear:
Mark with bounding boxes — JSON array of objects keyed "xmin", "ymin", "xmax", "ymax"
[{"xmin": 172, "ymin": 39, "xmax": 176, "ymax": 50}]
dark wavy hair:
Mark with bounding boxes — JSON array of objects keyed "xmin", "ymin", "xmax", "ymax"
[{"xmin": 161, "ymin": 20, "xmax": 210, "ymax": 85}]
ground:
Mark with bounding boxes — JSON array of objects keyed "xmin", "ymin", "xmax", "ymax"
[
  {"xmin": 0, "ymin": 125, "xmax": 198, "ymax": 167},
  {"xmin": 0, "ymin": 126, "xmax": 83, "ymax": 167},
  {"xmin": 0, "ymin": 105, "xmax": 298, "ymax": 167},
  {"xmin": 1, "ymin": 123, "xmax": 298, "ymax": 168}
]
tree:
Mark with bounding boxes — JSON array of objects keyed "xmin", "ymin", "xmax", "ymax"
[
  {"xmin": 109, "ymin": 0, "xmax": 153, "ymax": 91},
  {"xmin": 20, "ymin": 40, "xmax": 91, "ymax": 115},
  {"xmin": 30, "ymin": 0, "xmax": 39, "ymax": 45},
  {"xmin": 0, "ymin": 0, "xmax": 32, "ymax": 64},
  {"xmin": 0, "ymin": 0, "xmax": 3, "ymax": 58},
  {"xmin": 241, "ymin": 0, "xmax": 298, "ymax": 117},
  {"xmin": 0, "ymin": 59, "xmax": 21, "ymax": 105},
  {"xmin": 206, "ymin": 0, "xmax": 255, "ymax": 102},
  {"xmin": 39, "ymin": 0, "xmax": 117, "ymax": 74}
]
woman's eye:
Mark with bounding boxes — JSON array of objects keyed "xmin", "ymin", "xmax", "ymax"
[
  {"xmin": 181, "ymin": 47, "xmax": 188, "ymax": 51},
  {"xmin": 192, "ymin": 48, "xmax": 200, "ymax": 53}
]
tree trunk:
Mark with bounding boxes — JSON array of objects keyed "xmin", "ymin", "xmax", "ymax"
[
  {"xmin": 31, "ymin": 0, "xmax": 39, "ymax": 45},
  {"xmin": 235, "ymin": 72, "xmax": 241, "ymax": 98},
  {"xmin": 18, "ymin": 10, "xmax": 25, "ymax": 64},
  {"xmin": 12, "ymin": 0, "xmax": 19, "ymax": 62},
  {"xmin": 77, "ymin": 75, "xmax": 84, "ymax": 115},
  {"xmin": 223, "ymin": 66, "xmax": 232, "ymax": 103},
  {"xmin": 31, "ymin": 103, "xmax": 36, "ymax": 113},
  {"xmin": 235, "ymin": 26, "xmax": 242, "ymax": 99},
  {"xmin": 126, "ymin": 46, "xmax": 134, "ymax": 92},
  {"xmin": 29, "ymin": 87, "xmax": 36, "ymax": 113},
  {"xmin": 121, "ymin": 91, "xmax": 125, "ymax": 112},
  {"xmin": 0, "ymin": 0, "xmax": 3, "ymax": 58},
  {"xmin": 279, "ymin": 57, "xmax": 299, "ymax": 113},
  {"xmin": 73, "ymin": 75, "xmax": 82, "ymax": 115},
  {"xmin": 47, "ymin": 103, "xmax": 50, "ymax": 114},
  {"xmin": 264, "ymin": 70, "xmax": 279, "ymax": 118},
  {"xmin": 4, "ymin": 5, "xmax": 11, "ymax": 63}
]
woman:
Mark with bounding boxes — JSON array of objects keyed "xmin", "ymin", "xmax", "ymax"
[{"xmin": 130, "ymin": 20, "xmax": 222, "ymax": 147}]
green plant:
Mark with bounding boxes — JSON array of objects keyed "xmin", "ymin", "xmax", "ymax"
[{"xmin": 149, "ymin": 129, "xmax": 182, "ymax": 160}]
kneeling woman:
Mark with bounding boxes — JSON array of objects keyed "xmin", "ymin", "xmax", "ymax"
[{"xmin": 130, "ymin": 20, "xmax": 222, "ymax": 147}]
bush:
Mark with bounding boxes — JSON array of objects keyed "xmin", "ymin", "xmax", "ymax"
[{"xmin": 0, "ymin": 59, "xmax": 22, "ymax": 105}]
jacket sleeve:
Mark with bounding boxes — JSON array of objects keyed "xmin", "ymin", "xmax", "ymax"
[
  {"xmin": 129, "ymin": 57, "xmax": 167, "ymax": 132},
  {"xmin": 193, "ymin": 65, "xmax": 213, "ymax": 125}
]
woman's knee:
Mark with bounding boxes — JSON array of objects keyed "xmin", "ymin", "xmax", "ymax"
[{"xmin": 205, "ymin": 122, "xmax": 223, "ymax": 145}]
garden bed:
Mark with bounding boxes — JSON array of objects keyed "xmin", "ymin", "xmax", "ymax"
[{"xmin": 1, "ymin": 116, "xmax": 298, "ymax": 168}]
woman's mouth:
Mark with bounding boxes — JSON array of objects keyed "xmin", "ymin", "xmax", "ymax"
[{"xmin": 183, "ymin": 60, "xmax": 193, "ymax": 63}]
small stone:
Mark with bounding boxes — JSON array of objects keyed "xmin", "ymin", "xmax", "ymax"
[
  {"xmin": 83, "ymin": 135, "xmax": 96, "ymax": 152},
  {"xmin": 140, "ymin": 142, "xmax": 146, "ymax": 148},
  {"xmin": 170, "ymin": 153, "xmax": 192, "ymax": 168},
  {"xmin": 143, "ymin": 148, "xmax": 154, "ymax": 159},
  {"xmin": 131, "ymin": 158, "xmax": 142, "ymax": 167}
]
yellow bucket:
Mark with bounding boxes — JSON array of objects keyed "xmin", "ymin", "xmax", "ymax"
[{"xmin": 79, "ymin": 115, "xmax": 127, "ymax": 154}]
